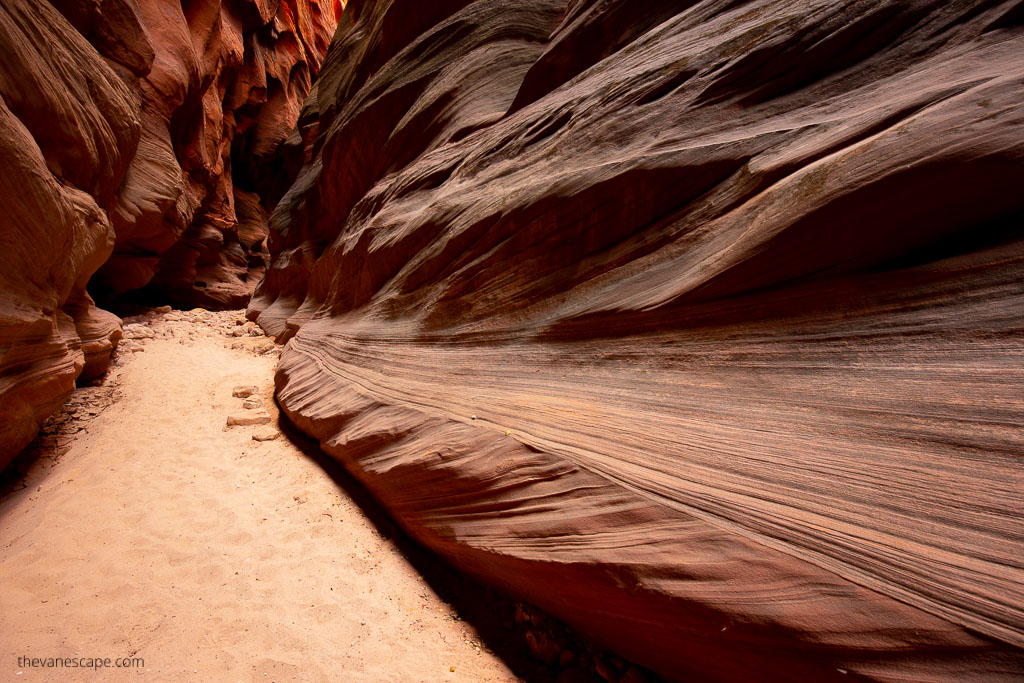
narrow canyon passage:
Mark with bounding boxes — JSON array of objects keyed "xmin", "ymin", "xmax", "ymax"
[
  {"xmin": 2, "ymin": 0, "xmax": 1023, "ymax": 679},
  {"xmin": 0, "ymin": 311, "xmax": 517, "ymax": 682}
]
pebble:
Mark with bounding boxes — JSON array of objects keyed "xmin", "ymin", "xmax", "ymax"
[
  {"xmin": 232, "ymin": 385, "xmax": 258, "ymax": 398},
  {"xmin": 226, "ymin": 410, "xmax": 271, "ymax": 426},
  {"xmin": 253, "ymin": 340, "xmax": 276, "ymax": 355},
  {"xmin": 252, "ymin": 427, "xmax": 279, "ymax": 442},
  {"xmin": 242, "ymin": 398, "xmax": 263, "ymax": 410},
  {"xmin": 123, "ymin": 323, "xmax": 155, "ymax": 340}
]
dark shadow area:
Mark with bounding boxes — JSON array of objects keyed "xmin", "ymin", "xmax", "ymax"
[
  {"xmin": 0, "ymin": 447, "xmax": 46, "ymax": 508},
  {"xmin": 869, "ymin": 207, "xmax": 1024, "ymax": 272},
  {"xmin": 275, "ymin": 411, "xmax": 659, "ymax": 683}
]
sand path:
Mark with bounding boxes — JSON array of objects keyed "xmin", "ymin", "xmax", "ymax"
[{"xmin": 0, "ymin": 314, "xmax": 518, "ymax": 682}]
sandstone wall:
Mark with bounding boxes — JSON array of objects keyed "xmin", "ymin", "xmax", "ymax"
[
  {"xmin": 0, "ymin": 0, "xmax": 337, "ymax": 469},
  {"xmin": 254, "ymin": 1, "xmax": 1024, "ymax": 679}
]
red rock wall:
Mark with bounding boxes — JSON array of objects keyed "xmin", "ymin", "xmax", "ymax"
[
  {"xmin": 255, "ymin": 1, "xmax": 1024, "ymax": 679},
  {"xmin": 0, "ymin": 0, "xmax": 336, "ymax": 469},
  {"xmin": 83, "ymin": 0, "xmax": 338, "ymax": 309}
]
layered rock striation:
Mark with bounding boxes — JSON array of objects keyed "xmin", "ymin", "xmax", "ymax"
[
  {"xmin": 255, "ymin": 1, "xmax": 1024, "ymax": 679},
  {"xmin": 0, "ymin": 0, "xmax": 337, "ymax": 469},
  {"xmin": 82, "ymin": 0, "xmax": 338, "ymax": 309}
]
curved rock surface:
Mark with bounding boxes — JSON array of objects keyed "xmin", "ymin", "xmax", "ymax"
[
  {"xmin": 256, "ymin": 1, "xmax": 1024, "ymax": 679},
  {"xmin": 0, "ymin": 0, "xmax": 337, "ymax": 469},
  {"xmin": 86, "ymin": 0, "xmax": 338, "ymax": 309}
]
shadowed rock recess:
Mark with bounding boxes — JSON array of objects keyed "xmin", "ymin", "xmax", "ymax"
[
  {"xmin": 252, "ymin": 1, "xmax": 1024, "ymax": 680},
  {"xmin": 0, "ymin": 0, "xmax": 337, "ymax": 467}
]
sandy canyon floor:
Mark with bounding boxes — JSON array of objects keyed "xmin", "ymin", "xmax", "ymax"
[{"xmin": 0, "ymin": 309, "xmax": 525, "ymax": 682}]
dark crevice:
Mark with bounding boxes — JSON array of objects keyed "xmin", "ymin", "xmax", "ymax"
[
  {"xmin": 521, "ymin": 109, "xmax": 572, "ymax": 148},
  {"xmin": 507, "ymin": 0, "xmax": 694, "ymax": 115},
  {"xmin": 983, "ymin": 0, "xmax": 1024, "ymax": 31},
  {"xmin": 698, "ymin": 3, "xmax": 932, "ymax": 106},
  {"xmin": 870, "ymin": 208, "xmax": 1024, "ymax": 272},
  {"xmin": 635, "ymin": 66, "xmax": 697, "ymax": 105}
]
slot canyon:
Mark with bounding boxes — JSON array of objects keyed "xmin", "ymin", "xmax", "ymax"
[{"xmin": 1, "ymin": 0, "xmax": 1023, "ymax": 681}]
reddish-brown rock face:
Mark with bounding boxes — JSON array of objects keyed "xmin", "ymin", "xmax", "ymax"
[
  {"xmin": 0, "ymin": 0, "xmax": 336, "ymax": 469},
  {"xmin": 85, "ymin": 0, "xmax": 338, "ymax": 309},
  {"xmin": 256, "ymin": 1, "xmax": 1024, "ymax": 679}
]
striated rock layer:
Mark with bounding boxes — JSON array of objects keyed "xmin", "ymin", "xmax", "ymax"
[
  {"xmin": 81, "ymin": 0, "xmax": 339, "ymax": 309},
  {"xmin": 256, "ymin": 1, "xmax": 1024, "ymax": 680},
  {"xmin": 0, "ymin": 0, "xmax": 337, "ymax": 469}
]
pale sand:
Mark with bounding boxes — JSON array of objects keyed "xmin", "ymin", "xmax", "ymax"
[{"xmin": 0, "ymin": 330, "xmax": 519, "ymax": 682}]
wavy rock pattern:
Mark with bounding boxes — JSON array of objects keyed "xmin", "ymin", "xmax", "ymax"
[
  {"xmin": 256, "ymin": 1, "xmax": 1024, "ymax": 679},
  {"xmin": 0, "ymin": 0, "xmax": 336, "ymax": 469},
  {"xmin": 0, "ymin": 0, "xmax": 130, "ymax": 470},
  {"xmin": 86, "ymin": 0, "xmax": 338, "ymax": 308}
]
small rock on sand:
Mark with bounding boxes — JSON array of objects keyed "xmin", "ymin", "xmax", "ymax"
[
  {"xmin": 123, "ymin": 323, "xmax": 155, "ymax": 340},
  {"xmin": 253, "ymin": 340, "xmax": 276, "ymax": 354},
  {"xmin": 252, "ymin": 427, "xmax": 279, "ymax": 442},
  {"xmin": 232, "ymin": 385, "xmax": 258, "ymax": 398},
  {"xmin": 242, "ymin": 398, "xmax": 263, "ymax": 409},
  {"xmin": 226, "ymin": 410, "xmax": 271, "ymax": 426}
]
